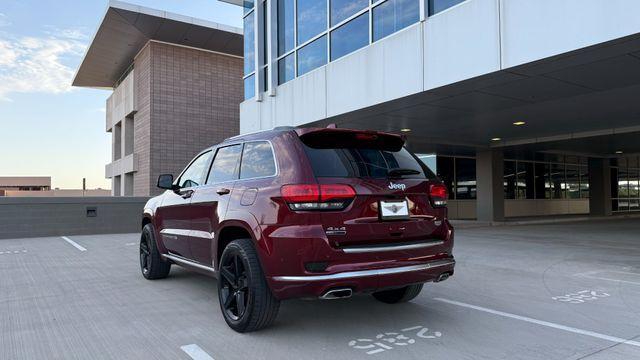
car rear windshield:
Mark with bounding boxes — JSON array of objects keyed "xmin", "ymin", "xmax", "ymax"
[{"xmin": 302, "ymin": 144, "xmax": 436, "ymax": 179}]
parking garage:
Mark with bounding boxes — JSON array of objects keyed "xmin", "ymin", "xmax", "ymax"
[{"xmin": 1, "ymin": 218, "xmax": 639, "ymax": 359}]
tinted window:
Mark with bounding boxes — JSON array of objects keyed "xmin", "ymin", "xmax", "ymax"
[
  {"xmin": 566, "ymin": 165, "xmax": 580, "ymax": 199},
  {"xmin": 178, "ymin": 151, "xmax": 212, "ymax": 188},
  {"xmin": 278, "ymin": 0, "xmax": 295, "ymax": 55},
  {"xmin": 240, "ymin": 142, "xmax": 276, "ymax": 179},
  {"xmin": 278, "ymin": 53, "xmax": 295, "ymax": 84},
  {"xmin": 244, "ymin": 74, "xmax": 255, "ymax": 100},
  {"xmin": 455, "ymin": 158, "xmax": 476, "ymax": 199},
  {"xmin": 207, "ymin": 145, "xmax": 242, "ymax": 184},
  {"xmin": 373, "ymin": 0, "xmax": 419, "ymax": 41},
  {"xmin": 331, "ymin": 0, "xmax": 368, "ymax": 25},
  {"xmin": 517, "ymin": 161, "xmax": 535, "ymax": 199},
  {"xmin": 428, "ymin": 0, "xmax": 466, "ymax": 15},
  {"xmin": 550, "ymin": 163, "xmax": 565, "ymax": 199},
  {"xmin": 244, "ymin": 12, "xmax": 255, "ymax": 75},
  {"xmin": 330, "ymin": 12, "xmax": 369, "ymax": 60},
  {"xmin": 504, "ymin": 161, "xmax": 516, "ymax": 200},
  {"xmin": 297, "ymin": 0, "xmax": 327, "ymax": 45},
  {"xmin": 303, "ymin": 145, "xmax": 434, "ymax": 179},
  {"xmin": 297, "ymin": 35, "xmax": 327, "ymax": 76}
]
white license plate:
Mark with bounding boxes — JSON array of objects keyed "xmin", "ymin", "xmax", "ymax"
[{"xmin": 379, "ymin": 200, "xmax": 410, "ymax": 220}]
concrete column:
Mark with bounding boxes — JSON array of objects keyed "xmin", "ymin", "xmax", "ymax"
[
  {"xmin": 588, "ymin": 158, "xmax": 612, "ymax": 216},
  {"xmin": 476, "ymin": 149, "xmax": 504, "ymax": 222}
]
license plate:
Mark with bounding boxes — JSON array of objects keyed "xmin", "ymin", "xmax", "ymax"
[{"xmin": 379, "ymin": 200, "xmax": 410, "ymax": 220}]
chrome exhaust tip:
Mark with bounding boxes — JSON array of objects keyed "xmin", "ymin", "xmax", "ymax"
[
  {"xmin": 320, "ymin": 288, "xmax": 353, "ymax": 300},
  {"xmin": 436, "ymin": 272, "xmax": 451, "ymax": 282}
]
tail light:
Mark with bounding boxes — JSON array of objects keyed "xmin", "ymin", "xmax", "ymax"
[
  {"xmin": 429, "ymin": 183, "xmax": 448, "ymax": 208},
  {"xmin": 281, "ymin": 184, "xmax": 355, "ymax": 211}
]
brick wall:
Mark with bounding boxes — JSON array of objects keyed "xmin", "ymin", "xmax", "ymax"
[{"xmin": 134, "ymin": 41, "xmax": 242, "ymax": 196}]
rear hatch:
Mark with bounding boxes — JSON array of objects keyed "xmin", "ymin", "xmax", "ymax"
[{"xmin": 294, "ymin": 128, "xmax": 447, "ymax": 249}]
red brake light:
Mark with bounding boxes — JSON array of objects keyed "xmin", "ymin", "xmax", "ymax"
[
  {"xmin": 429, "ymin": 184, "xmax": 448, "ymax": 207},
  {"xmin": 319, "ymin": 184, "xmax": 356, "ymax": 202},
  {"xmin": 281, "ymin": 184, "xmax": 320, "ymax": 203},
  {"xmin": 281, "ymin": 184, "xmax": 355, "ymax": 211}
]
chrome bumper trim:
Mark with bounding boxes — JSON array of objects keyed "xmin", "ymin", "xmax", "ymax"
[
  {"xmin": 272, "ymin": 259, "xmax": 455, "ymax": 282},
  {"xmin": 341, "ymin": 241, "xmax": 445, "ymax": 254}
]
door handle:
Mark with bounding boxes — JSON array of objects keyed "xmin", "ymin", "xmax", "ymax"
[
  {"xmin": 216, "ymin": 188, "xmax": 231, "ymax": 195},
  {"xmin": 180, "ymin": 190, "xmax": 194, "ymax": 199}
]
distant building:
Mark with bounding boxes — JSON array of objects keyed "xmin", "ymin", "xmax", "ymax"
[
  {"xmin": 73, "ymin": 0, "xmax": 243, "ymax": 196},
  {"xmin": 0, "ymin": 177, "xmax": 110, "ymax": 197}
]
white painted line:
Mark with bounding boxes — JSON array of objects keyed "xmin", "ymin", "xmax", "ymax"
[
  {"xmin": 580, "ymin": 274, "xmax": 640, "ymax": 286},
  {"xmin": 125, "ymin": 242, "xmax": 137, "ymax": 246},
  {"xmin": 180, "ymin": 344, "xmax": 215, "ymax": 360},
  {"xmin": 434, "ymin": 298, "xmax": 640, "ymax": 348},
  {"xmin": 61, "ymin": 236, "xmax": 87, "ymax": 252}
]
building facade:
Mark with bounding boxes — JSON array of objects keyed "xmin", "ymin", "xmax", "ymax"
[
  {"xmin": 0, "ymin": 177, "xmax": 110, "ymax": 197},
  {"xmin": 73, "ymin": 1, "xmax": 243, "ymax": 196},
  {"xmin": 226, "ymin": 0, "xmax": 640, "ymax": 220}
]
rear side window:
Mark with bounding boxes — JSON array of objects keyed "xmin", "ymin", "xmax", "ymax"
[
  {"xmin": 303, "ymin": 145, "xmax": 434, "ymax": 179},
  {"xmin": 207, "ymin": 145, "xmax": 242, "ymax": 184},
  {"xmin": 240, "ymin": 141, "xmax": 276, "ymax": 179}
]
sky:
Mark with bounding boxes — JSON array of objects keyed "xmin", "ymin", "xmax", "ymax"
[{"xmin": 0, "ymin": 0, "xmax": 242, "ymax": 190}]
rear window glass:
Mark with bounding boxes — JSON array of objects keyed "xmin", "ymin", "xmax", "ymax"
[
  {"xmin": 240, "ymin": 141, "xmax": 276, "ymax": 179},
  {"xmin": 303, "ymin": 145, "xmax": 435, "ymax": 179}
]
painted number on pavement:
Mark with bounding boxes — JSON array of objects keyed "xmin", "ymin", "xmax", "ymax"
[
  {"xmin": 552, "ymin": 290, "xmax": 610, "ymax": 304},
  {"xmin": 348, "ymin": 325, "xmax": 441, "ymax": 355}
]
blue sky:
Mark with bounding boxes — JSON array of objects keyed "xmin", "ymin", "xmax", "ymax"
[{"xmin": 0, "ymin": 0, "xmax": 242, "ymax": 189}]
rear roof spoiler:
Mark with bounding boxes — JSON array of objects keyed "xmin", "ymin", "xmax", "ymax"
[{"xmin": 296, "ymin": 128, "xmax": 405, "ymax": 151}]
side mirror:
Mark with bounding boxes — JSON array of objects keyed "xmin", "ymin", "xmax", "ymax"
[{"xmin": 157, "ymin": 174, "xmax": 175, "ymax": 190}]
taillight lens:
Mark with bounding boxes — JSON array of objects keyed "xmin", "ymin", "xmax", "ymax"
[
  {"xmin": 281, "ymin": 184, "xmax": 355, "ymax": 211},
  {"xmin": 429, "ymin": 184, "xmax": 448, "ymax": 208}
]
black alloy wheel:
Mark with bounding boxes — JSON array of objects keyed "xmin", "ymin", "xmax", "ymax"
[{"xmin": 219, "ymin": 253, "xmax": 250, "ymax": 321}]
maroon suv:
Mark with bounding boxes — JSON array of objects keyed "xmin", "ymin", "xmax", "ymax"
[{"xmin": 140, "ymin": 127, "xmax": 455, "ymax": 332}]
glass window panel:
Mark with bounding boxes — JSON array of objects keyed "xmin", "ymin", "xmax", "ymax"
[
  {"xmin": 244, "ymin": 12, "xmax": 255, "ymax": 75},
  {"xmin": 436, "ymin": 157, "xmax": 455, "ymax": 200},
  {"xmin": 517, "ymin": 162, "xmax": 535, "ymax": 199},
  {"xmin": 417, "ymin": 154, "xmax": 437, "ymax": 174},
  {"xmin": 178, "ymin": 152, "xmax": 212, "ymax": 188},
  {"xmin": 579, "ymin": 166, "xmax": 589, "ymax": 199},
  {"xmin": 534, "ymin": 163, "xmax": 548, "ymax": 199},
  {"xmin": 263, "ymin": 0, "xmax": 269, "ymax": 64},
  {"xmin": 208, "ymin": 145, "xmax": 243, "ymax": 184},
  {"xmin": 297, "ymin": 35, "xmax": 327, "ymax": 76},
  {"xmin": 455, "ymin": 158, "xmax": 476, "ymax": 200},
  {"xmin": 428, "ymin": 0, "xmax": 466, "ymax": 15},
  {"xmin": 373, "ymin": 0, "xmax": 420, "ymax": 41},
  {"xmin": 630, "ymin": 199, "xmax": 640, "ymax": 211},
  {"xmin": 566, "ymin": 165, "xmax": 580, "ymax": 199},
  {"xmin": 278, "ymin": 53, "xmax": 295, "ymax": 84},
  {"xmin": 243, "ymin": 0, "xmax": 255, "ymax": 14},
  {"xmin": 278, "ymin": 0, "xmax": 295, "ymax": 55},
  {"xmin": 241, "ymin": 142, "xmax": 276, "ymax": 179},
  {"xmin": 244, "ymin": 75, "xmax": 255, "ymax": 100},
  {"xmin": 550, "ymin": 163, "xmax": 565, "ymax": 199},
  {"xmin": 330, "ymin": 12, "xmax": 369, "ymax": 61},
  {"xmin": 331, "ymin": 0, "xmax": 368, "ymax": 25},
  {"xmin": 610, "ymin": 167, "xmax": 619, "ymax": 199},
  {"xmin": 504, "ymin": 161, "xmax": 516, "ymax": 200},
  {"xmin": 618, "ymin": 167, "xmax": 630, "ymax": 198},
  {"xmin": 630, "ymin": 169, "xmax": 639, "ymax": 198},
  {"xmin": 297, "ymin": 0, "xmax": 327, "ymax": 45}
]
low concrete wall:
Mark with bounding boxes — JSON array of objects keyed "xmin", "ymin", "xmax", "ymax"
[{"xmin": 0, "ymin": 197, "xmax": 149, "ymax": 240}]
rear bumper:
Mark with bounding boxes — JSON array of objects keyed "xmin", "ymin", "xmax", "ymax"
[
  {"xmin": 272, "ymin": 258, "xmax": 455, "ymax": 282},
  {"xmin": 267, "ymin": 256, "xmax": 455, "ymax": 299}
]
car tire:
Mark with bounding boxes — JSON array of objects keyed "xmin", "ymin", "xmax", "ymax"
[
  {"xmin": 218, "ymin": 238, "xmax": 280, "ymax": 333},
  {"xmin": 140, "ymin": 223, "xmax": 171, "ymax": 280},
  {"xmin": 372, "ymin": 284, "xmax": 423, "ymax": 304}
]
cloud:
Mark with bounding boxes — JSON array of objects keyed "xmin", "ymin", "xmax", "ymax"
[
  {"xmin": 0, "ymin": 31, "xmax": 87, "ymax": 101},
  {"xmin": 0, "ymin": 13, "xmax": 10, "ymax": 27}
]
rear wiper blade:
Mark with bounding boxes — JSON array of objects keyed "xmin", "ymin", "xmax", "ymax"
[{"xmin": 387, "ymin": 168, "xmax": 421, "ymax": 177}]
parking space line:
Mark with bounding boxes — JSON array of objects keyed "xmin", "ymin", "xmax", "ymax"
[
  {"xmin": 180, "ymin": 344, "xmax": 215, "ymax": 360},
  {"xmin": 434, "ymin": 298, "xmax": 640, "ymax": 348},
  {"xmin": 61, "ymin": 236, "xmax": 87, "ymax": 252},
  {"xmin": 579, "ymin": 274, "xmax": 640, "ymax": 286}
]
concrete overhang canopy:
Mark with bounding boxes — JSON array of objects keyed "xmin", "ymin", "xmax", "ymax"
[
  {"xmin": 73, "ymin": 0, "xmax": 243, "ymax": 89},
  {"xmin": 218, "ymin": 0, "xmax": 244, "ymax": 6}
]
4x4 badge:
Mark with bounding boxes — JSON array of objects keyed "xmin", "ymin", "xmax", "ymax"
[{"xmin": 388, "ymin": 182, "xmax": 406, "ymax": 191}]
